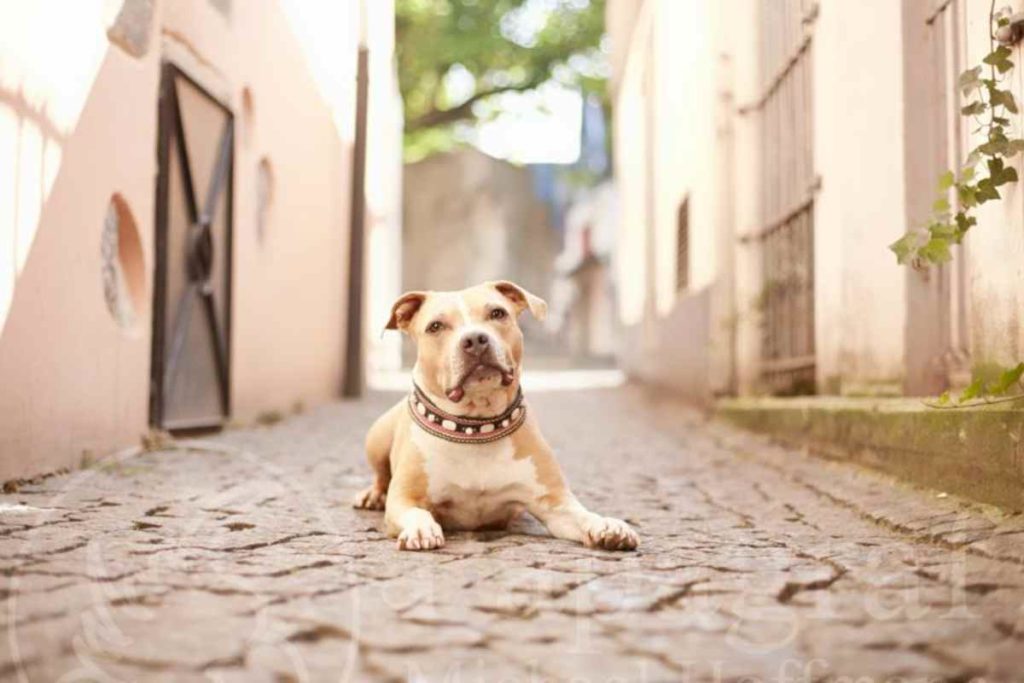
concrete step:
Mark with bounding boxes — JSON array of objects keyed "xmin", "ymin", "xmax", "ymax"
[{"xmin": 717, "ymin": 396, "xmax": 1024, "ymax": 511}]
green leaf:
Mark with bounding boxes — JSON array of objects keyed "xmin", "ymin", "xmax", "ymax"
[
  {"xmin": 929, "ymin": 222, "xmax": 957, "ymax": 239},
  {"xmin": 991, "ymin": 88, "xmax": 1019, "ymax": 114},
  {"xmin": 938, "ymin": 170, "xmax": 955, "ymax": 190},
  {"xmin": 988, "ymin": 362, "xmax": 1024, "ymax": 395},
  {"xmin": 889, "ymin": 233, "xmax": 918, "ymax": 265},
  {"xmin": 961, "ymin": 166, "xmax": 976, "ymax": 182},
  {"xmin": 932, "ymin": 197, "xmax": 950, "ymax": 212},
  {"xmin": 959, "ymin": 377, "xmax": 985, "ymax": 403},
  {"xmin": 988, "ymin": 156, "xmax": 1005, "ymax": 178},
  {"xmin": 954, "ymin": 211, "xmax": 976, "ymax": 239},
  {"xmin": 1007, "ymin": 139, "xmax": 1024, "ymax": 157},
  {"xmin": 961, "ymin": 101, "xmax": 987, "ymax": 116},
  {"xmin": 959, "ymin": 66, "xmax": 983, "ymax": 96},
  {"xmin": 978, "ymin": 139, "xmax": 1009, "ymax": 156},
  {"xmin": 983, "ymin": 46, "xmax": 1014, "ymax": 73},
  {"xmin": 958, "ymin": 184, "xmax": 977, "ymax": 208},
  {"xmin": 936, "ymin": 391, "xmax": 951, "ymax": 406},
  {"xmin": 976, "ymin": 178, "xmax": 1001, "ymax": 202},
  {"xmin": 919, "ymin": 236, "xmax": 952, "ymax": 263},
  {"xmin": 988, "ymin": 156, "xmax": 1019, "ymax": 186}
]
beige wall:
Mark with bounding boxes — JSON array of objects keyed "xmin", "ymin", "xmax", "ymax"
[
  {"xmin": 812, "ymin": 0, "xmax": 909, "ymax": 393},
  {"xmin": 0, "ymin": 0, "xmax": 396, "ymax": 481},
  {"xmin": 365, "ymin": 1, "xmax": 405, "ymax": 373},
  {"xmin": 963, "ymin": 0, "xmax": 1024, "ymax": 367},
  {"xmin": 611, "ymin": 0, "xmax": 735, "ymax": 399},
  {"xmin": 609, "ymin": 0, "xmax": 1019, "ymax": 401},
  {"xmin": 402, "ymin": 148, "xmax": 558, "ymax": 300}
]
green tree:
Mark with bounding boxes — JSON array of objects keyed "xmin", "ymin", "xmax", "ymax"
[{"xmin": 396, "ymin": 0, "xmax": 607, "ymax": 159}]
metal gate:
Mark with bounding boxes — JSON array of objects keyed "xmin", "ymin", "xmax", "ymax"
[
  {"xmin": 150, "ymin": 64, "xmax": 234, "ymax": 430},
  {"xmin": 749, "ymin": 0, "xmax": 817, "ymax": 395}
]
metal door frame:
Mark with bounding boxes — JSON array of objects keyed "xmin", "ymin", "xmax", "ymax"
[
  {"xmin": 150, "ymin": 62, "xmax": 234, "ymax": 430},
  {"xmin": 744, "ymin": 0, "xmax": 818, "ymax": 395}
]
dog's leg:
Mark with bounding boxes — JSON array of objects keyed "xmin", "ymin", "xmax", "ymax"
[
  {"xmin": 388, "ymin": 504, "xmax": 445, "ymax": 551},
  {"xmin": 352, "ymin": 403, "xmax": 399, "ymax": 510},
  {"xmin": 520, "ymin": 436, "xmax": 638, "ymax": 551},
  {"xmin": 384, "ymin": 446, "xmax": 444, "ymax": 551},
  {"xmin": 529, "ymin": 494, "xmax": 638, "ymax": 551}
]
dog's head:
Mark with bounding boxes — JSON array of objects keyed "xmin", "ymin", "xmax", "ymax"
[{"xmin": 385, "ymin": 281, "xmax": 547, "ymax": 415}]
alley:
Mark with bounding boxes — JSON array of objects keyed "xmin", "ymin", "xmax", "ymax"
[{"xmin": 2, "ymin": 385, "xmax": 1023, "ymax": 682}]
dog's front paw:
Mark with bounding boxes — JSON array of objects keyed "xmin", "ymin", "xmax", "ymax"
[
  {"xmin": 584, "ymin": 516, "xmax": 639, "ymax": 551},
  {"xmin": 397, "ymin": 517, "xmax": 445, "ymax": 551},
  {"xmin": 352, "ymin": 485, "xmax": 386, "ymax": 510}
]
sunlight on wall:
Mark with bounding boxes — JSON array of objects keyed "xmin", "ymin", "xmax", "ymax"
[
  {"xmin": 279, "ymin": 0, "xmax": 405, "ymax": 372},
  {"xmin": 278, "ymin": 0, "xmax": 359, "ymax": 141},
  {"xmin": 613, "ymin": 7, "xmax": 651, "ymax": 327},
  {"xmin": 0, "ymin": 0, "xmax": 118, "ymax": 332}
]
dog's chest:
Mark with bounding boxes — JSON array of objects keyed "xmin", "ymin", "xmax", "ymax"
[{"xmin": 412, "ymin": 429, "xmax": 541, "ymax": 529}]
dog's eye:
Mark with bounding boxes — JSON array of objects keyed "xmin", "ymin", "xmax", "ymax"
[
  {"xmin": 426, "ymin": 320, "xmax": 444, "ymax": 334},
  {"xmin": 489, "ymin": 308, "xmax": 508, "ymax": 321}
]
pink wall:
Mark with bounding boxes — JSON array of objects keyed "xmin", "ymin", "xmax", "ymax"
[{"xmin": 0, "ymin": 0, "xmax": 354, "ymax": 482}]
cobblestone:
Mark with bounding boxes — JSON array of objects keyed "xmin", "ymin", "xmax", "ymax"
[{"xmin": 2, "ymin": 385, "xmax": 1023, "ymax": 681}]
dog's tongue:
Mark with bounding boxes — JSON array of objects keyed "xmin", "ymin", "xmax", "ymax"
[{"xmin": 446, "ymin": 387, "xmax": 465, "ymax": 402}]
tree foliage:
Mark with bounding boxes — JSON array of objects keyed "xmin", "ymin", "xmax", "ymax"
[{"xmin": 396, "ymin": 0, "xmax": 606, "ymax": 156}]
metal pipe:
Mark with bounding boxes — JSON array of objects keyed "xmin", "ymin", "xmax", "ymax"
[{"xmin": 343, "ymin": 41, "xmax": 370, "ymax": 398}]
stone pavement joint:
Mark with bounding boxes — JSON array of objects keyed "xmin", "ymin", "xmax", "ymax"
[{"xmin": 1, "ymin": 385, "xmax": 1023, "ymax": 682}]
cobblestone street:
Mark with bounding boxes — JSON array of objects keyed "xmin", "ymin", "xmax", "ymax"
[{"xmin": 2, "ymin": 385, "xmax": 1024, "ymax": 682}]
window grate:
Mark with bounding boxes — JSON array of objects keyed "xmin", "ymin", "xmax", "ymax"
[{"xmin": 754, "ymin": 0, "xmax": 817, "ymax": 395}]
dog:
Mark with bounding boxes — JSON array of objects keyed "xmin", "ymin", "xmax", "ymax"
[{"xmin": 353, "ymin": 280, "xmax": 639, "ymax": 552}]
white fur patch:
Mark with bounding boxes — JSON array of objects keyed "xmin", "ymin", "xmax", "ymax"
[
  {"xmin": 457, "ymin": 297, "xmax": 472, "ymax": 325},
  {"xmin": 412, "ymin": 427, "xmax": 542, "ymax": 530}
]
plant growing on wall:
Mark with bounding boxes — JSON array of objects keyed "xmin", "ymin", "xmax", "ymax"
[{"xmin": 889, "ymin": 5, "xmax": 1024, "ymax": 406}]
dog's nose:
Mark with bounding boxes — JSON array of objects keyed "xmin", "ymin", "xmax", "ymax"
[{"xmin": 460, "ymin": 332, "xmax": 490, "ymax": 356}]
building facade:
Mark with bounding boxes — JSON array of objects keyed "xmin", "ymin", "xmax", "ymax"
[
  {"xmin": 0, "ymin": 0, "xmax": 401, "ymax": 481},
  {"xmin": 608, "ymin": 0, "xmax": 1024, "ymax": 402},
  {"xmin": 401, "ymin": 147, "xmax": 559, "ymax": 342}
]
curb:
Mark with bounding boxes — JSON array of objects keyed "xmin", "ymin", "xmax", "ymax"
[{"xmin": 716, "ymin": 397, "xmax": 1024, "ymax": 511}]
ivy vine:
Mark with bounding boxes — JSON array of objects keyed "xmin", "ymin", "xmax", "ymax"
[{"xmin": 889, "ymin": 6, "xmax": 1024, "ymax": 407}]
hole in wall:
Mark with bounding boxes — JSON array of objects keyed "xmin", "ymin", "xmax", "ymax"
[
  {"xmin": 101, "ymin": 193, "xmax": 147, "ymax": 331},
  {"xmin": 256, "ymin": 157, "xmax": 274, "ymax": 243}
]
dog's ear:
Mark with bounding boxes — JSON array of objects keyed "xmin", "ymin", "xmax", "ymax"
[
  {"xmin": 491, "ymin": 281, "xmax": 547, "ymax": 321},
  {"xmin": 385, "ymin": 291, "xmax": 428, "ymax": 333}
]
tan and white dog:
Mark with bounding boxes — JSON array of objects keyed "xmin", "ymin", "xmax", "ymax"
[{"xmin": 353, "ymin": 280, "xmax": 639, "ymax": 552}]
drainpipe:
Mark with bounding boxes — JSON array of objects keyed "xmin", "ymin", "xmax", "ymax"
[{"xmin": 343, "ymin": 2, "xmax": 370, "ymax": 398}]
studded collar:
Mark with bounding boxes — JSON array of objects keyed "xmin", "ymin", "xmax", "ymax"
[{"xmin": 408, "ymin": 383, "xmax": 526, "ymax": 444}]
